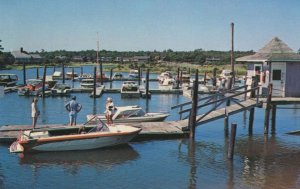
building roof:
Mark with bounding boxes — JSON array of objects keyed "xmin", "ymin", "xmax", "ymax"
[
  {"xmin": 236, "ymin": 37, "xmax": 300, "ymax": 62},
  {"xmin": 11, "ymin": 50, "xmax": 32, "ymax": 59}
]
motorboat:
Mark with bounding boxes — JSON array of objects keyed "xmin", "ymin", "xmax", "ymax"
[
  {"xmin": 96, "ymin": 73, "xmax": 109, "ymax": 82},
  {"xmin": 120, "ymin": 81, "xmax": 140, "ymax": 98},
  {"xmin": 128, "ymin": 69, "xmax": 139, "ymax": 78},
  {"xmin": 78, "ymin": 73, "xmax": 93, "ymax": 81},
  {"xmin": 112, "ymin": 72, "xmax": 123, "ymax": 80},
  {"xmin": 0, "ymin": 74, "xmax": 18, "ymax": 87},
  {"xmin": 51, "ymin": 83, "xmax": 71, "ymax": 96},
  {"xmin": 86, "ymin": 105, "xmax": 169, "ymax": 124},
  {"xmin": 157, "ymin": 71, "xmax": 174, "ymax": 84},
  {"xmin": 65, "ymin": 71, "xmax": 78, "ymax": 80},
  {"xmin": 18, "ymin": 79, "xmax": 48, "ymax": 96},
  {"xmin": 80, "ymin": 78, "xmax": 102, "ymax": 88},
  {"xmin": 220, "ymin": 70, "xmax": 233, "ymax": 79},
  {"xmin": 9, "ymin": 121, "xmax": 142, "ymax": 153},
  {"xmin": 52, "ymin": 71, "xmax": 62, "ymax": 80}
]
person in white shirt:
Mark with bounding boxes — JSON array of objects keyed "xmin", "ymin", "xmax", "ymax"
[{"xmin": 31, "ymin": 98, "xmax": 39, "ymax": 129}]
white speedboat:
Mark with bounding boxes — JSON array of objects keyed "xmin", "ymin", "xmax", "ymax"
[
  {"xmin": 86, "ymin": 105, "xmax": 169, "ymax": 124},
  {"xmin": 157, "ymin": 71, "xmax": 174, "ymax": 85},
  {"xmin": 52, "ymin": 71, "xmax": 62, "ymax": 80},
  {"xmin": 128, "ymin": 70, "xmax": 139, "ymax": 78},
  {"xmin": 9, "ymin": 122, "xmax": 141, "ymax": 153},
  {"xmin": 80, "ymin": 78, "xmax": 102, "ymax": 88},
  {"xmin": 51, "ymin": 83, "xmax": 71, "ymax": 96},
  {"xmin": 120, "ymin": 81, "xmax": 140, "ymax": 98}
]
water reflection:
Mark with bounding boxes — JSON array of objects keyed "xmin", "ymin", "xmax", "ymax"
[{"xmin": 20, "ymin": 145, "xmax": 139, "ymax": 174}]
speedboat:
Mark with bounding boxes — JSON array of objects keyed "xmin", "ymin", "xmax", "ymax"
[
  {"xmin": 9, "ymin": 121, "xmax": 141, "ymax": 153},
  {"xmin": 157, "ymin": 71, "xmax": 174, "ymax": 85},
  {"xmin": 51, "ymin": 83, "xmax": 71, "ymax": 96},
  {"xmin": 86, "ymin": 105, "xmax": 169, "ymax": 124},
  {"xmin": 52, "ymin": 71, "xmax": 62, "ymax": 80},
  {"xmin": 120, "ymin": 81, "xmax": 140, "ymax": 98},
  {"xmin": 80, "ymin": 78, "xmax": 97, "ymax": 88},
  {"xmin": 18, "ymin": 79, "xmax": 48, "ymax": 96},
  {"xmin": 0, "ymin": 74, "xmax": 18, "ymax": 87},
  {"xmin": 128, "ymin": 70, "xmax": 139, "ymax": 78},
  {"xmin": 65, "ymin": 72, "xmax": 78, "ymax": 80},
  {"xmin": 78, "ymin": 73, "xmax": 93, "ymax": 81},
  {"xmin": 112, "ymin": 72, "xmax": 123, "ymax": 79}
]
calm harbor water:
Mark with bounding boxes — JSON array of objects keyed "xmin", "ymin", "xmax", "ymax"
[{"xmin": 1, "ymin": 67, "xmax": 300, "ymax": 189}]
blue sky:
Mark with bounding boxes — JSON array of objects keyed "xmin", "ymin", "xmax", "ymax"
[{"xmin": 1, "ymin": 0, "xmax": 300, "ymax": 52}]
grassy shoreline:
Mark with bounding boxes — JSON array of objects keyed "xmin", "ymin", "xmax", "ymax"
[{"xmin": 1, "ymin": 62, "xmax": 247, "ymax": 76}]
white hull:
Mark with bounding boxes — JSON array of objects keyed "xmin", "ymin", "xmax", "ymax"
[{"xmin": 32, "ymin": 132, "xmax": 138, "ymax": 151}]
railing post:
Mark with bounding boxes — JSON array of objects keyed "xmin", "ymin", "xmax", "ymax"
[
  {"xmin": 264, "ymin": 83, "xmax": 273, "ymax": 134},
  {"xmin": 189, "ymin": 69, "xmax": 199, "ymax": 139}
]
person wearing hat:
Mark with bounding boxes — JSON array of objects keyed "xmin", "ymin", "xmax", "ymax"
[
  {"xmin": 105, "ymin": 97, "xmax": 115, "ymax": 125},
  {"xmin": 65, "ymin": 96, "xmax": 82, "ymax": 126},
  {"xmin": 31, "ymin": 98, "xmax": 40, "ymax": 129}
]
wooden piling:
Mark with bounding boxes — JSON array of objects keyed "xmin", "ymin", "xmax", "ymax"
[
  {"xmin": 42, "ymin": 65, "xmax": 47, "ymax": 98},
  {"xmin": 212, "ymin": 68, "xmax": 217, "ymax": 87},
  {"xmin": 248, "ymin": 78, "xmax": 256, "ymax": 135},
  {"xmin": 189, "ymin": 69, "xmax": 199, "ymax": 139},
  {"xmin": 271, "ymin": 104, "xmax": 277, "ymax": 134},
  {"xmin": 264, "ymin": 83, "xmax": 273, "ymax": 134},
  {"xmin": 224, "ymin": 109, "xmax": 229, "ymax": 137},
  {"xmin": 230, "ymin": 22, "xmax": 235, "ymax": 85},
  {"xmin": 204, "ymin": 71, "xmax": 207, "ymax": 85},
  {"xmin": 93, "ymin": 67, "xmax": 97, "ymax": 99},
  {"xmin": 110, "ymin": 68, "xmax": 113, "ymax": 81},
  {"xmin": 72, "ymin": 68, "xmax": 75, "ymax": 81},
  {"xmin": 62, "ymin": 63, "xmax": 65, "ymax": 84},
  {"xmin": 180, "ymin": 71, "xmax": 183, "ymax": 87},
  {"xmin": 99, "ymin": 61, "xmax": 103, "ymax": 85},
  {"xmin": 36, "ymin": 67, "xmax": 39, "ymax": 79},
  {"xmin": 228, "ymin": 123, "xmax": 237, "ymax": 159},
  {"xmin": 80, "ymin": 66, "xmax": 83, "ymax": 75},
  {"xmin": 53, "ymin": 66, "xmax": 56, "ymax": 73},
  {"xmin": 177, "ymin": 67, "xmax": 180, "ymax": 89},
  {"xmin": 146, "ymin": 69, "xmax": 150, "ymax": 99},
  {"xmin": 22, "ymin": 62, "xmax": 26, "ymax": 85},
  {"xmin": 138, "ymin": 67, "xmax": 141, "ymax": 86}
]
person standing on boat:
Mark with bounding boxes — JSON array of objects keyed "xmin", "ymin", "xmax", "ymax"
[
  {"xmin": 65, "ymin": 96, "xmax": 82, "ymax": 126},
  {"xmin": 105, "ymin": 97, "xmax": 115, "ymax": 125},
  {"xmin": 31, "ymin": 98, "xmax": 40, "ymax": 129}
]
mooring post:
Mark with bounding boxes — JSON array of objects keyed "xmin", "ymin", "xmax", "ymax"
[
  {"xmin": 62, "ymin": 62, "xmax": 65, "ymax": 84},
  {"xmin": 230, "ymin": 22, "xmax": 235, "ymax": 86},
  {"xmin": 53, "ymin": 66, "xmax": 56, "ymax": 73},
  {"xmin": 180, "ymin": 71, "xmax": 183, "ymax": 87},
  {"xmin": 212, "ymin": 68, "xmax": 217, "ymax": 87},
  {"xmin": 22, "ymin": 62, "xmax": 26, "ymax": 85},
  {"xmin": 228, "ymin": 123, "xmax": 237, "ymax": 159},
  {"xmin": 72, "ymin": 67, "xmax": 75, "ymax": 81},
  {"xmin": 99, "ymin": 61, "xmax": 103, "ymax": 85},
  {"xmin": 36, "ymin": 67, "xmax": 39, "ymax": 79},
  {"xmin": 138, "ymin": 67, "xmax": 141, "ymax": 86},
  {"xmin": 42, "ymin": 65, "xmax": 47, "ymax": 98},
  {"xmin": 80, "ymin": 66, "xmax": 83, "ymax": 76},
  {"xmin": 189, "ymin": 69, "xmax": 199, "ymax": 139},
  {"xmin": 248, "ymin": 77, "xmax": 256, "ymax": 135},
  {"xmin": 110, "ymin": 68, "xmax": 113, "ymax": 81},
  {"xmin": 146, "ymin": 69, "xmax": 150, "ymax": 99},
  {"xmin": 177, "ymin": 67, "xmax": 180, "ymax": 89},
  {"xmin": 188, "ymin": 68, "xmax": 191, "ymax": 74},
  {"xmin": 271, "ymin": 104, "xmax": 277, "ymax": 134},
  {"xmin": 264, "ymin": 83, "xmax": 273, "ymax": 134},
  {"xmin": 224, "ymin": 108, "xmax": 229, "ymax": 137},
  {"xmin": 93, "ymin": 67, "xmax": 97, "ymax": 99},
  {"xmin": 204, "ymin": 71, "xmax": 207, "ymax": 86}
]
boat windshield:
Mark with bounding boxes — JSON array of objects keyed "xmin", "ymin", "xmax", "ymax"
[{"xmin": 115, "ymin": 109, "xmax": 145, "ymax": 119}]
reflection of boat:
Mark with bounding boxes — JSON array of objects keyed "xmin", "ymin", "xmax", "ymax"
[
  {"xmin": 0, "ymin": 74, "xmax": 18, "ymax": 87},
  {"xmin": 18, "ymin": 79, "xmax": 48, "ymax": 96},
  {"xmin": 128, "ymin": 70, "xmax": 139, "ymax": 78},
  {"xmin": 120, "ymin": 81, "xmax": 140, "ymax": 98},
  {"xmin": 51, "ymin": 83, "xmax": 71, "ymax": 96},
  {"xmin": 10, "ymin": 122, "xmax": 142, "ymax": 153},
  {"xmin": 19, "ymin": 145, "xmax": 139, "ymax": 166},
  {"xmin": 86, "ymin": 105, "xmax": 169, "ymax": 123}
]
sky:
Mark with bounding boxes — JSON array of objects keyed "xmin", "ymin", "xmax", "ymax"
[{"xmin": 1, "ymin": 0, "xmax": 300, "ymax": 52}]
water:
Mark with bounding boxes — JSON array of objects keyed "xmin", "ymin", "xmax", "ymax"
[{"xmin": 1, "ymin": 67, "xmax": 300, "ymax": 188}]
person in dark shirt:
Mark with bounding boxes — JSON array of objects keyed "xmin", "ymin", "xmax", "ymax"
[{"xmin": 65, "ymin": 96, "xmax": 82, "ymax": 126}]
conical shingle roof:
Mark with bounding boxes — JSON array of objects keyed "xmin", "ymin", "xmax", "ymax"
[{"xmin": 236, "ymin": 37, "xmax": 300, "ymax": 62}]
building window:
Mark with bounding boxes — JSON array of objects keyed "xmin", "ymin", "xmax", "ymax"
[{"xmin": 272, "ymin": 70, "xmax": 281, "ymax": 80}]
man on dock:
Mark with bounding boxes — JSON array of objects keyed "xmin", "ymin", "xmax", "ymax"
[{"xmin": 65, "ymin": 96, "xmax": 82, "ymax": 126}]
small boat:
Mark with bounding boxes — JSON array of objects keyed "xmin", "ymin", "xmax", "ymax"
[
  {"xmin": 0, "ymin": 74, "xmax": 18, "ymax": 87},
  {"xmin": 120, "ymin": 81, "xmax": 140, "ymax": 98},
  {"xmin": 157, "ymin": 71, "xmax": 173, "ymax": 84},
  {"xmin": 128, "ymin": 70, "xmax": 139, "ymax": 78},
  {"xmin": 96, "ymin": 73, "xmax": 109, "ymax": 82},
  {"xmin": 80, "ymin": 78, "xmax": 102, "ymax": 88},
  {"xmin": 9, "ymin": 122, "xmax": 142, "ymax": 153},
  {"xmin": 52, "ymin": 71, "xmax": 62, "ymax": 80},
  {"xmin": 78, "ymin": 73, "xmax": 93, "ymax": 81},
  {"xmin": 220, "ymin": 70, "xmax": 233, "ymax": 79},
  {"xmin": 112, "ymin": 72, "xmax": 123, "ymax": 80},
  {"xmin": 18, "ymin": 79, "xmax": 48, "ymax": 96},
  {"xmin": 65, "ymin": 72, "xmax": 78, "ymax": 80},
  {"xmin": 86, "ymin": 105, "xmax": 169, "ymax": 124},
  {"xmin": 51, "ymin": 83, "xmax": 71, "ymax": 96}
]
